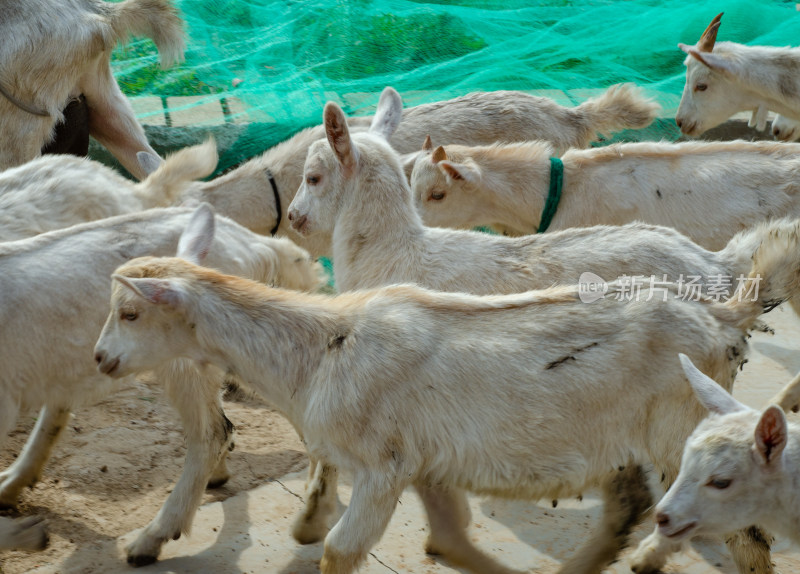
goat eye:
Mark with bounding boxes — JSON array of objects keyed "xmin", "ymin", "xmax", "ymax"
[
  {"xmin": 430, "ymin": 191, "xmax": 445, "ymax": 201},
  {"xmin": 695, "ymin": 83, "xmax": 708, "ymax": 92},
  {"xmin": 121, "ymin": 311, "xmax": 138, "ymax": 321},
  {"xmin": 706, "ymin": 478, "xmax": 731, "ymax": 489},
  {"xmin": 306, "ymin": 175, "xmax": 319, "ymax": 185}
]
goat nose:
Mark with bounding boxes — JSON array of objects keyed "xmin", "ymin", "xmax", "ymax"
[
  {"xmin": 291, "ymin": 214, "xmax": 308, "ymax": 230},
  {"xmin": 287, "ymin": 210, "xmax": 295, "ymax": 221},
  {"xmin": 656, "ymin": 512, "xmax": 670, "ymax": 527},
  {"xmin": 675, "ymin": 117, "xmax": 683, "ymax": 128},
  {"xmin": 95, "ymin": 351, "xmax": 105, "ymax": 365}
]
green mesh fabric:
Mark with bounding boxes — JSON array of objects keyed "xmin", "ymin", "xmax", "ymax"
[{"xmin": 111, "ymin": 0, "xmax": 800, "ymax": 174}]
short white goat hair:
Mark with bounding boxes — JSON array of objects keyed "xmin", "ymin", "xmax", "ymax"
[
  {"xmin": 630, "ymin": 355, "xmax": 800, "ymax": 573},
  {"xmin": 93, "ymin": 215, "xmax": 800, "ymax": 573},
  {"xmin": 410, "ymin": 138, "xmax": 800, "ymax": 252},
  {"xmin": 181, "ymin": 83, "xmax": 659, "ymax": 258},
  {"xmin": 0, "ymin": 206, "xmax": 321, "ymax": 566},
  {"xmin": 0, "ymin": 0, "xmax": 184, "ymax": 179},
  {"xmin": 0, "ymin": 139, "xmax": 218, "ymax": 241},
  {"xmin": 675, "ymin": 12, "xmax": 800, "ymax": 138}
]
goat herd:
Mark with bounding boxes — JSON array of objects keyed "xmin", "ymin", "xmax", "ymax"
[{"xmin": 3, "ymin": 2, "xmax": 800, "ymax": 573}]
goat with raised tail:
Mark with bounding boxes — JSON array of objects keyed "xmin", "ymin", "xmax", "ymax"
[
  {"xmin": 0, "ymin": 139, "xmax": 218, "ymax": 241},
  {"xmin": 94, "ymin": 208, "xmax": 800, "ymax": 573},
  {"xmin": 181, "ymin": 83, "xmax": 659, "ymax": 258},
  {"xmin": 630, "ymin": 354, "xmax": 800, "ymax": 573}
]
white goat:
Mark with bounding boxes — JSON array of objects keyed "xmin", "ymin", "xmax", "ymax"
[
  {"xmin": 0, "ymin": 0, "xmax": 184, "ymax": 179},
  {"xmin": 0, "ymin": 206, "xmax": 321, "ymax": 566},
  {"xmin": 410, "ymin": 138, "xmax": 800, "ymax": 250},
  {"xmin": 675, "ymin": 13, "xmax": 800, "ymax": 137},
  {"xmin": 92, "ymin": 220, "xmax": 800, "ymax": 574},
  {"xmin": 181, "ymin": 84, "xmax": 659, "ymax": 258},
  {"xmin": 286, "ymin": 89, "xmax": 800, "ymax": 573},
  {"xmin": 0, "ymin": 140, "xmax": 217, "ymax": 241},
  {"xmin": 630, "ymin": 354, "xmax": 800, "ymax": 573}
]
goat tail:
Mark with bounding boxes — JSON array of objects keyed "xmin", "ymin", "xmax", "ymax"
[
  {"xmin": 716, "ymin": 219, "xmax": 800, "ymax": 327},
  {"xmin": 575, "ymin": 83, "xmax": 661, "ymax": 137},
  {"xmin": 137, "ymin": 139, "xmax": 218, "ymax": 208},
  {"xmin": 107, "ymin": 0, "xmax": 185, "ymax": 69}
]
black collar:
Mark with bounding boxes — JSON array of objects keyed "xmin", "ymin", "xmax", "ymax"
[
  {"xmin": 266, "ymin": 168, "xmax": 281, "ymax": 236},
  {"xmin": 0, "ymin": 82, "xmax": 49, "ymax": 117}
]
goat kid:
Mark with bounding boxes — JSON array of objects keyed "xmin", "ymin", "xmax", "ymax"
[
  {"xmin": 93, "ymin": 222, "xmax": 800, "ymax": 574},
  {"xmin": 0, "ymin": 206, "xmax": 320, "ymax": 566},
  {"xmin": 410, "ymin": 138, "xmax": 800, "ymax": 251},
  {"xmin": 182, "ymin": 84, "xmax": 658, "ymax": 258},
  {"xmin": 630, "ymin": 354, "xmax": 800, "ymax": 573},
  {"xmin": 676, "ymin": 13, "xmax": 800, "ymax": 137},
  {"xmin": 0, "ymin": 0, "xmax": 184, "ymax": 179}
]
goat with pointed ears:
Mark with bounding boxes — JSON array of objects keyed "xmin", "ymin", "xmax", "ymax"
[
  {"xmin": 676, "ymin": 13, "xmax": 800, "ymax": 137},
  {"xmin": 631, "ymin": 354, "xmax": 800, "ymax": 573}
]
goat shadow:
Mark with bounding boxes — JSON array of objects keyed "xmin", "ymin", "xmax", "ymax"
[
  {"xmin": 478, "ymin": 493, "xmax": 744, "ymax": 573},
  {"xmin": 53, "ymin": 484, "xmax": 252, "ymax": 574}
]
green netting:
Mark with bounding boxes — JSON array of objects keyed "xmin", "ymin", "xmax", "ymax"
[{"xmin": 111, "ymin": 0, "xmax": 800, "ymax": 174}]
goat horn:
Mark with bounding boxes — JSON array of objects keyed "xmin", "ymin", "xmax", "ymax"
[
  {"xmin": 431, "ymin": 146, "xmax": 447, "ymax": 164},
  {"xmin": 697, "ymin": 12, "xmax": 723, "ymax": 53},
  {"xmin": 422, "ymin": 135, "xmax": 433, "ymax": 151}
]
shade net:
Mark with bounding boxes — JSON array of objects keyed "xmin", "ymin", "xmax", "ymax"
[{"xmin": 110, "ymin": 0, "xmax": 800, "ymax": 176}]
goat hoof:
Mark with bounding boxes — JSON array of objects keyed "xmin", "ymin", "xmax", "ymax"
[
  {"xmin": 293, "ymin": 528, "xmax": 324, "ymax": 545},
  {"xmin": 128, "ymin": 553, "xmax": 158, "ymax": 567},
  {"xmin": 424, "ymin": 542, "xmax": 443, "ymax": 556},
  {"xmin": 292, "ymin": 520, "xmax": 326, "ymax": 545},
  {"xmin": 206, "ymin": 476, "xmax": 229, "ymax": 489}
]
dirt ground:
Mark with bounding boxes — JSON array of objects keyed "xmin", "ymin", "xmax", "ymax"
[{"xmin": 0, "ymin": 377, "xmax": 307, "ymax": 574}]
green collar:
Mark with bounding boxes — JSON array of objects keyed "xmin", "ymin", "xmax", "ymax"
[{"xmin": 537, "ymin": 157, "xmax": 563, "ymax": 233}]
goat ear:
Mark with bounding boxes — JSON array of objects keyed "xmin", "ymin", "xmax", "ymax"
[
  {"xmin": 137, "ymin": 151, "xmax": 163, "ymax": 177},
  {"xmin": 439, "ymin": 160, "xmax": 480, "ymax": 183},
  {"xmin": 178, "ymin": 204, "xmax": 216, "ymax": 264},
  {"xmin": 113, "ymin": 275, "xmax": 184, "ymax": 308},
  {"xmin": 681, "ymin": 45, "xmax": 735, "ymax": 74},
  {"xmin": 679, "ymin": 354, "xmax": 747, "ymax": 415},
  {"xmin": 755, "ymin": 405, "xmax": 788, "ymax": 466},
  {"xmin": 422, "ymin": 135, "xmax": 433, "ymax": 151},
  {"xmin": 324, "ymin": 102, "xmax": 357, "ymax": 170},
  {"xmin": 369, "ymin": 87, "xmax": 403, "ymax": 141},
  {"xmin": 696, "ymin": 12, "xmax": 723, "ymax": 53},
  {"xmin": 400, "ymin": 151, "xmax": 419, "ymax": 180},
  {"xmin": 431, "ymin": 145, "xmax": 447, "ymax": 164}
]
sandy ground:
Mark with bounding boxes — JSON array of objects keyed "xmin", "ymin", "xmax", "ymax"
[
  {"xmin": 3, "ymin": 304, "xmax": 800, "ymax": 574},
  {"xmin": 0, "ymin": 379, "xmax": 307, "ymax": 574}
]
